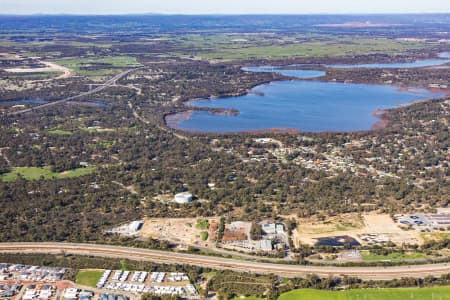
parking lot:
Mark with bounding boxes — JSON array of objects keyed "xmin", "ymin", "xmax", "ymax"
[{"xmin": 396, "ymin": 213, "xmax": 450, "ymax": 230}]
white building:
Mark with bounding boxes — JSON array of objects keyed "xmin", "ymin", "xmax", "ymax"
[
  {"xmin": 174, "ymin": 192, "xmax": 193, "ymax": 204},
  {"xmin": 262, "ymin": 223, "xmax": 284, "ymax": 235},
  {"xmin": 257, "ymin": 239, "xmax": 273, "ymax": 251},
  {"xmin": 129, "ymin": 221, "xmax": 143, "ymax": 232},
  {"xmin": 63, "ymin": 288, "xmax": 80, "ymax": 300}
]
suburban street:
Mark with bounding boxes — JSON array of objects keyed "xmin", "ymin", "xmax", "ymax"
[{"xmin": 1, "ymin": 242, "xmax": 450, "ymax": 280}]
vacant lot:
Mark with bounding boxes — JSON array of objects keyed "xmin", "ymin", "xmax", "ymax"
[
  {"xmin": 278, "ymin": 287, "xmax": 450, "ymax": 300},
  {"xmin": 140, "ymin": 217, "xmax": 219, "ymax": 247},
  {"xmin": 75, "ymin": 269, "xmax": 104, "ymax": 287},
  {"xmin": 4, "ymin": 60, "xmax": 72, "ymax": 79},
  {"xmin": 1, "ymin": 166, "xmax": 95, "ymax": 182},
  {"xmin": 293, "ymin": 213, "xmax": 363, "ymax": 246},
  {"xmin": 293, "ymin": 213, "xmax": 422, "ymax": 247}
]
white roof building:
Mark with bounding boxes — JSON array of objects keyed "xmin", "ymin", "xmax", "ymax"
[
  {"xmin": 258, "ymin": 239, "xmax": 273, "ymax": 251},
  {"xmin": 262, "ymin": 223, "xmax": 284, "ymax": 235}
]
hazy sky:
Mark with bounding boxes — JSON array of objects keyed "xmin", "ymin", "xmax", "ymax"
[{"xmin": 1, "ymin": 0, "xmax": 449, "ymax": 15}]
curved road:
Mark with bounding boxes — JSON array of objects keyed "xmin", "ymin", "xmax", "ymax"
[
  {"xmin": 1, "ymin": 243, "xmax": 450, "ymax": 280},
  {"xmin": 7, "ymin": 67, "xmax": 143, "ymax": 116}
]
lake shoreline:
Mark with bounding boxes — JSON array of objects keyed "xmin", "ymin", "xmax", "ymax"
[
  {"xmin": 165, "ymin": 53, "xmax": 450, "ymax": 134},
  {"xmin": 164, "ymin": 79, "xmax": 447, "ymax": 134}
]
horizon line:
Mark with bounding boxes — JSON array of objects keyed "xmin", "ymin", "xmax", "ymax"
[{"xmin": 1, "ymin": 12, "xmax": 450, "ymax": 16}]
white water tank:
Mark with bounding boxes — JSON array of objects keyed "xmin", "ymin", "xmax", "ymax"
[{"xmin": 174, "ymin": 192, "xmax": 193, "ymax": 204}]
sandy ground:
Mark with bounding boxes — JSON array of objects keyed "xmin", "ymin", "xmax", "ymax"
[
  {"xmin": 140, "ymin": 217, "xmax": 219, "ymax": 247},
  {"xmin": 112, "ymin": 181, "xmax": 137, "ymax": 195},
  {"xmin": 293, "ymin": 213, "xmax": 422, "ymax": 247},
  {"xmin": 4, "ymin": 61, "xmax": 72, "ymax": 80}
]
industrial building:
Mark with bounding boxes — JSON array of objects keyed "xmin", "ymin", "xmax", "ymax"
[
  {"xmin": 261, "ymin": 223, "xmax": 284, "ymax": 235},
  {"xmin": 257, "ymin": 239, "xmax": 273, "ymax": 251}
]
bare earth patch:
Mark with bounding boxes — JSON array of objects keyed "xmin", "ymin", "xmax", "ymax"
[
  {"xmin": 4, "ymin": 61, "xmax": 72, "ymax": 80},
  {"xmin": 293, "ymin": 213, "xmax": 422, "ymax": 247},
  {"xmin": 140, "ymin": 217, "xmax": 219, "ymax": 247}
]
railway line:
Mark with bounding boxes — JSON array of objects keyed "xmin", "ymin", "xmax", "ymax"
[{"xmin": 1, "ymin": 242, "xmax": 450, "ymax": 280}]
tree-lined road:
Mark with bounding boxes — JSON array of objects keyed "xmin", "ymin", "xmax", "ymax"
[{"xmin": 1, "ymin": 242, "xmax": 450, "ymax": 280}]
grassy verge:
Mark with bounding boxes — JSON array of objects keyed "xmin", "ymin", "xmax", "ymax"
[
  {"xmin": 360, "ymin": 250, "xmax": 428, "ymax": 262},
  {"xmin": 1, "ymin": 166, "xmax": 95, "ymax": 182},
  {"xmin": 278, "ymin": 287, "xmax": 450, "ymax": 300},
  {"xmin": 75, "ymin": 270, "xmax": 104, "ymax": 287}
]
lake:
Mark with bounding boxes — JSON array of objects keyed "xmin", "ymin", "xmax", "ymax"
[
  {"xmin": 242, "ymin": 67, "xmax": 326, "ymax": 78},
  {"xmin": 166, "ymin": 53, "xmax": 448, "ymax": 133},
  {"xmin": 167, "ymin": 81, "xmax": 442, "ymax": 133},
  {"xmin": 327, "ymin": 52, "xmax": 450, "ymax": 69}
]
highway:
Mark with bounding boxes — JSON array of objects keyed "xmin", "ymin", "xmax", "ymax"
[
  {"xmin": 7, "ymin": 68, "xmax": 142, "ymax": 116},
  {"xmin": 1, "ymin": 242, "xmax": 450, "ymax": 280}
]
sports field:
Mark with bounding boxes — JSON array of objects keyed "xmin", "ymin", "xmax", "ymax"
[{"xmin": 278, "ymin": 287, "xmax": 450, "ymax": 300}]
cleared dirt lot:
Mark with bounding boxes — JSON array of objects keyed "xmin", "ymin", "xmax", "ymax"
[
  {"xmin": 4, "ymin": 60, "xmax": 72, "ymax": 80},
  {"xmin": 293, "ymin": 213, "xmax": 422, "ymax": 247},
  {"xmin": 140, "ymin": 217, "xmax": 219, "ymax": 247}
]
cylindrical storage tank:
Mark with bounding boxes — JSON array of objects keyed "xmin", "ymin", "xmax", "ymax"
[{"xmin": 174, "ymin": 192, "xmax": 193, "ymax": 204}]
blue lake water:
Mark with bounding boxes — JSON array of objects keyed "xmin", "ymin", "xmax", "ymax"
[
  {"xmin": 242, "ymin": 67, "xmax": 326, "ymax": 78},
  {"xmin": 244, "ymin": 53, "xmax": 450, "ymax": 75},
  {"xmin": 168, "ymin": 53, "xmax": 448, "ymax": 133},
  {"xmin": 169, "ymin": 81, "xmax": 442, "ymax": 133},
  {"xmin": 327, "ymin": 52, "xmax": 450, "ymax": 69}
]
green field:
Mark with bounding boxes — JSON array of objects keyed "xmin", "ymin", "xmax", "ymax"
[
  {"xmin": 278, "ymin": 287, "xmax": 450, "ymax": 300},
  {"xmin": 56, "ymin": 56, "xmax": 141, "ymax": 76},
  {"xmin": 1, "ymin": 166, "xmax": 95, "ymax": 182},
  {"xmin": 197, "ymin": 38, "xmax": 427, "ymax": 60},
  {"xmin": 360, "ymin": 250, "xmax": 428, "ymax": 261},
  {"xmin": 75, "ymin": 270, "xmax": 103, "ymax": 287},
  {"xmin": 232, "ymin": 297, "xmax": 264, "ymax": 300}
]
